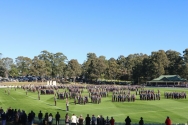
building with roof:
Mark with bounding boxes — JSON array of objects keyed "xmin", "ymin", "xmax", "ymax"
[{"xmin": 147, "ymin": 75, "xmax": 187, "ymax": 86}]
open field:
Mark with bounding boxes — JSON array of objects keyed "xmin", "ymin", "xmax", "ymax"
[{"xmin": 0, "ymin": 83, "xmax": 188, "ymax": 124}]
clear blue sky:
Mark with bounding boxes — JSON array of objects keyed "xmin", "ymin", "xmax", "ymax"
[{"xmin": 0, "ymin": 0, "xmax": 187, "ymax": 64}]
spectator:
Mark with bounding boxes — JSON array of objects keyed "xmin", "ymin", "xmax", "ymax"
[
  {"xmin": 85, "ymin": 114, "xmax": 91, "ymax": 125},
  {"xmin": 44, "ymin": 112, "xmax": 48, "ymax": 125},
  {"xmin": 139, "ymin": 117, "xmax": 144, "ymax": 125},
  {"xmin": 105, "ymin": 116, "xmax": 110, "ymax": 125},
  {"xmin": 55, "ymin": 112, "xmax": 60, "ymax": 125},
  {"xmin": 99, "ymin": 115, "xmax": 105, "ymax": 125},
  {"xmin": 30, "ymin": 110, "xmax": 35, "ymax": 125},
  {"xmin": 48, "ymin": 113, "xmax": 53, "ymax": 125},
  {"xmin": 1, "ymin": 112, "xmax": 7, "ymax": 125},
  {"xmin": 97, "ymin": 115, "xmax": 100, "ymax": 125},
  {"xmin": 78, "ymin": 115, "xmax": 84, "ymax": 125},
  {"xmin": 91, "ymin": 115, "xmax": 96, "ymax": 125},
  {"xmin": 28, "ymin": 113, "xmax": 32, "ymax": 125},
  {"xmin": 38, "ymin": 110, "xmax": 43, "ymax": 125},
  {"xmin": 71, "ymin": 114, "xmax": 77, "ymax": 125},
  {"xmin": 0, "ymin": 107, "xmax": 3, "ymax": 115},
  {"xmin": 109, "ymin": 117, "xmax": 115, "ymax": 125},
  {"xmin": 165, "ymin": 116, "xmax": 171, "ymax": 125},
  {"xmin": 21, "ymin": 110, "xmax": 27, "ymax": 125},
  {"xmin": 65, "ymin": 113, "xmax": 70, "ymax": 125},
  {"xmin": 125, "ymin": 116, "xmax": 131, "ymax": 125}
]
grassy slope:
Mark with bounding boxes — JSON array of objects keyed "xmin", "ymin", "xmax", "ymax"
[{"xmin": 0, "ymin": 87, "xmax": 188, "ymax": 124}]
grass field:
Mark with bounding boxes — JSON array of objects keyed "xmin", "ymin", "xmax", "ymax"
[{"xmin": 0, "ymin": 84, "xmax": 188, "ymax": 124}]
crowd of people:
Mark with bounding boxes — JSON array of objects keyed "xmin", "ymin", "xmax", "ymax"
[
  {"xmin": 0, "ymin": 107, "xmax": 173, "ymax": 125},
  {"xmin": 138, "ymin": 89, "xmax": 161, "ymax": 100},
  {"xmin": 164, "ymin": 92, "xmax": 186, "ymax": 99},
  {"xmin": 111, "ymin": 90, "xmax": 136, "ymax": 102}
]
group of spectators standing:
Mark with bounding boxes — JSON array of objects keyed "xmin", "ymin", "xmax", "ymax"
[
  {"xmin": 0, "ymin": 106, "xmax": 172, "ymax": 125},
  {"xmin": 0, "ymin": 107, "xmax": 61, "ymax": 125},
  {"xmin": 67, "ymin": 114, "xmax": 115, "ymax": 125}
]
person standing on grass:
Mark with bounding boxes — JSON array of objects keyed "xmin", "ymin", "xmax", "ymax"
[
  {"xmin": 38, "ymin": 92, "xmax": 40, "ymax": 100},
  {"xmin": 54, "ymin": 95, "xmax": 57, "ymax": 106},
  {"xmin": 55, "ymin": 112, "xmax": 60, "ymax": 125},
  {"xmin": 139, "ymin": 117, "xmax": 144, "ymax": 125},
  {"xmin": 125, "ymin": 116, "xmax": 131, "ymax": 125},
  {"xmin": 66, "ymin": 98, "xmax": 69, "ymax": 111},
  {"xmin": 165, "ymin": 116, "xmax": 171, "ymax": 125}
]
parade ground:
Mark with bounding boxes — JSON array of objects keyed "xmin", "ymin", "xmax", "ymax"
[{"xmin": 0, "ymin": 83, "xmax": 188, "ymax": 124}]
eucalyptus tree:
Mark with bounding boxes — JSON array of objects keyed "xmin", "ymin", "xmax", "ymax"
[
  {"xmin": 182, "ymin": 48, "xmax": 188, "ymax": 79},
  {"xmin": 15, "ymin": 56, "xmax": 32, "ymax": 76},
  {"xmin": 165, "ymin": 50, "xmax": 183, "ymax": 75},
  {"xmin": 30, "ymin": 56, "xmax": 46, "ymax": 77},
  {"xmin": 149, "ymin": 50, "xmax": 169, "ymax": 79},
  {"xmin": 0, "ymin": 54, "xmax": 5, "ymax": 77},
  {"xmin": 117, "ymin": 55, "xmax": 128, "ymax": 80},
  {"xmin": 129, "ymin": 53, "xmax": 148, "ymax": 84},
  {"xmin": 1, "ymin": 57, "xmax": 14, "ymax": 78},
  {"xmin": 66, "ymin": 59, "xmax": 82, "ymax": 82},
  {"xmin": 183, "ymin": 48, "xmax": 188, "ymax": 63},
  {"xmin": 106, "ymin": 58, "xmax": 120, "ymax": 80},
  {"xmin": 9, "ymin": 64, "xmax": 19, "ymax": 77},
  {"xmin": 82, "ymin": 53, "xmax": 97, "ymax": 81},
  {"xmin": 87, "ymin": 57, "xmax": 107, "ymax": 81},
  {"xmin": 38, "ymin": 50, "xmax": 67, "ymax": 78}
]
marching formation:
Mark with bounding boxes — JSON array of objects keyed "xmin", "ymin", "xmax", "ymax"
[
  {"xmin": 3, "ymin": 84, "xmax": 188, "ymax": 108},
  {"xmin": 164, "ymin": 92, "xmax": 186, "ymax": 99},
  {"xmin": 139, "ymin": 89, "xmax": 161, "ymax": 100},
  {"xmin": 112, "ymin": 90, "xmax": 136, "ymax": 102}
]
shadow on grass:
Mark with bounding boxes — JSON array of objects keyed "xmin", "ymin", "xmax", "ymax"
[{"xmin": 55, "ymin": 109, "xmax": 67, "ymax": 111}]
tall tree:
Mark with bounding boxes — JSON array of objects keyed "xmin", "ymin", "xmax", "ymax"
[
  {"xmin": 0, "ymin": 53, "xmax": 4, "ymax": 77},
  {"xmin": 117, "ymin": 55, "xmax": 128, "ymax": 80},
  {"xmin": 149, "ymin": 50, "xmax": 169, "ymax": 79},
  {"xmin": 182, "ymin": 48, "xmax": 188, "ymax": 79},
  {"xmin": 183, "ymin": 48, "xmax": 188, "ymax": 63},
  {"xmin": 165, "ymin": 50, "xmax": 183, "ymax": 75},
  {"xmin": 82, "ymin": 53, "xmax": 97, "ymax": 81},
  {"xmin": 15, "ymin": 56, "xmax": 32, "ymax": 76},
  {"xmin": 106, "ymin": 58, "xmax": 120, "ymax": 80},
  {"xmin": 30, "ymin": 56, "xmax": 46, "ymax": 77},
  {"xmin": 38, "ymin": 50, "xmax": 67, "ymax": 78},
  {"xmin": 1, "ymin": 57, "xmax": 14, "ymax": 78},
  {"xmin": 66, "ymin": 59, "xmax": 82, "ymax": 82},
  {"xmin": 9, "ymin": 64, "xmax": 19, "ymax": 77}
]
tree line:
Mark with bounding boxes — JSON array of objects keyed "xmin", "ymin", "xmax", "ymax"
[{"xmin": 0, "ymin": 49, "xmax": 188, "ymax": 83}]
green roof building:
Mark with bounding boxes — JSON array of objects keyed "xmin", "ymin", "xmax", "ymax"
[{"xmin": 147, "ymin": 75, "xmax": 187, "ymax": 86}]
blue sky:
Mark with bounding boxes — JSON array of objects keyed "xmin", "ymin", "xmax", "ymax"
[{"xmin": 0, "ymin": 0, "xmax": 187, "ymax": 64}]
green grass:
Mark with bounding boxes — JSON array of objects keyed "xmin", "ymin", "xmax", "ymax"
[{"xmin": 0, "ymin": 87, "xmax": 188, "ymax": 124}]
